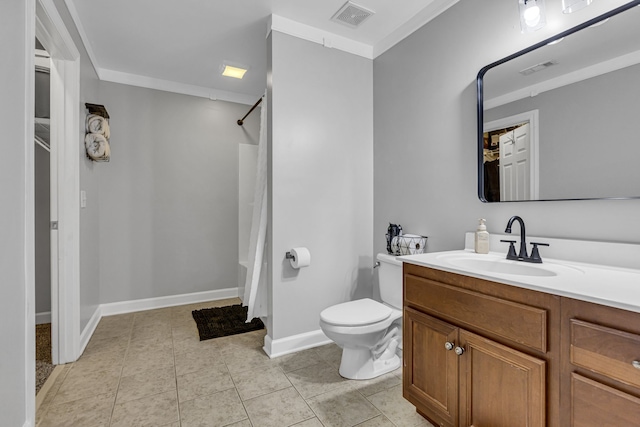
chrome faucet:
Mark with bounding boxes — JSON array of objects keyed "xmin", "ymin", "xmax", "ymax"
[{"xmin": 501, "ymin": 216, "xmax": 549, "ymax": 263}]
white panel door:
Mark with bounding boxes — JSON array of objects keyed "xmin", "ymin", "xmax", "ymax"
[{"xmin": 500, "ymin": 124, "xmax": 531, "ymax": 201}]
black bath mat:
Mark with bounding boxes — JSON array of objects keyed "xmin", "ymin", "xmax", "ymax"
[{"xmin": 192, "ymin": 304, "xmax": 264, "ymax": 341}]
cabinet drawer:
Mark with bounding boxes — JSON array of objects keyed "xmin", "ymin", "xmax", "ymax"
[
  {"xmin": 405, "ymin": 274, "xmax": 547, "ymax": 352},
  {"xmin": 571, "ymin": 373, "xmax": 640, "ymax": 426},
  {"xmin": 570, "ymin": 319, "xmax": 640, "ymax": 388}
]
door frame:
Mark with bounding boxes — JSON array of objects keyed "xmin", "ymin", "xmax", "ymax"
[
  {"xmin": 35, "ymin": 0, "xmax": 81, "ymax": 366},
  {"xmin": 485, "ymin": 109, "xmax": 540, "ymax": 200}
]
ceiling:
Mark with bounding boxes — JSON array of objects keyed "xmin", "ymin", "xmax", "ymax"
[
  {"xmin": 65, "ymin": 0, "xmax": 458, "ymax": 105},
  {"xmin": 483, "ymin": 1, "xmax": 640, "ymax": 107}
]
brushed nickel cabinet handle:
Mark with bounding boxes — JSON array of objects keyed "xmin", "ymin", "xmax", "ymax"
[
  {"xmin": 455, "ymin": 346, "xmax": 465, "ymax": 356},
  {"xmin": 632, "ymin": 361, "xmax": 640, "ymax": 370},
  {"xmin": 445, "ymin": 342, "xmax": 454, "ymax": 351}
]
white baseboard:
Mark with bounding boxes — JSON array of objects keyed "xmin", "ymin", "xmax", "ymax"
[
  {"xmin": 100, "ymin": 287, "xmax": 240, "ymax": 317},
  {"xmin": 79, "ymin": 305, "xmax": 102, "ymax": 355},
  {"xmin": 263, "ymin": 329, "xmax": 332, "ymax": 359},
  {"xmin": 35, "ymin": 311, "xmax": 51, "ymax": 324}
]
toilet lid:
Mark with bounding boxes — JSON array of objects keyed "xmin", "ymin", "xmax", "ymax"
[{"xmin": 320, "ymin": 298, "xmax": 392, "ymax": 326}]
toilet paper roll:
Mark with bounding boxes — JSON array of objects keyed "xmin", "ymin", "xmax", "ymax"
[{"xmin": 289, "ymin": 247, "xmax": 311, "ymax": 269}]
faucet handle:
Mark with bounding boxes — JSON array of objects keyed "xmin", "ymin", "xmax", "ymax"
[
  {"xmin": 500, "ymin": 239, "xmax": 518, "ymax": 260},
  {"xmin": 529, "ymin": 242, "xmax": 549, "ymax": 263}
]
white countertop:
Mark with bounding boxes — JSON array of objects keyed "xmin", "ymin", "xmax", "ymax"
[{"xmin": 400, "ymin": 248, "xmax": 640, "ymax": 314}]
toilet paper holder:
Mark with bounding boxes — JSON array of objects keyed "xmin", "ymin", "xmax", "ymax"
[{"xmin": 286, "ymin": 247, "xmax": 311, "ymax": 269}]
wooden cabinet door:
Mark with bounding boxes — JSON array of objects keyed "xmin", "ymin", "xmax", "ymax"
[
  {"xmin": 404, "ymin": 307, "xmax": 459, "ymax": 427},
  {"xmin": 459, "ymin": 330, "xmax": 546, "ymax": 427}
]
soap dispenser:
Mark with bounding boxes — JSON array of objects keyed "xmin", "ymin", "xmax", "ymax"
[{"xmin": 475, "ymin": 218, "xmax": 490, "ymax": 254}]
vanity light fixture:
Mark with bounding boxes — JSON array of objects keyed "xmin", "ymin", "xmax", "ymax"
[
  {"xmin": 519, "ymin": 0, "xmax": 547, "ymax": 33},
  {"xmin": 220, "ymin": 62, "xmax": 248, "ymax": 79},
  {"xmin": 562, "ymin": 0, "xmax": 592, "ymax": 14}
]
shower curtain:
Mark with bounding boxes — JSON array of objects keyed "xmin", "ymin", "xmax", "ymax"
[{"xmin": 243, "ymin": 94, "xmax": 268, "ymax": 321}]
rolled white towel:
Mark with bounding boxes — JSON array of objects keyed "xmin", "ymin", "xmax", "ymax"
[
  {"xmin": 85, "ymin": 114, "xmax": 110, "ymax": 139},
  {"xmin": 102, "ymin": 120, "xmax": 110, "ymax": 140},
  {"xmin": 101, "ymin": 141, "xmax": 111, "ymax": 161},
  {"xmin": 103, "ymin": 143, "xmax": 111, "ymax": 162},
  {"xmin": 85, "ymin": 133, "xmax": 110, "ymax": 161}
]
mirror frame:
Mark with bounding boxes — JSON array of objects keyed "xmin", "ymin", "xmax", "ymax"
[{"xmin": 476, "ymin": 0, "xmax": 640, "ymax": 202}]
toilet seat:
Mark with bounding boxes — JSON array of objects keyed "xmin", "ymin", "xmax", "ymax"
[{"xmin": 320, "ymin": 298, "xmax": 392, "ymax": 327}]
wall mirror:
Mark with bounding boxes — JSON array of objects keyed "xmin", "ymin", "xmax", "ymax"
[{"xmin": 477, "ymin": 1, "xmax": 640, "ymax": 202}]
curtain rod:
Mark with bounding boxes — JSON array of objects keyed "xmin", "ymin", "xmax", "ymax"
[{"xmin": 237, "ymin": 97, "xmax": 263, "ymax": 126}]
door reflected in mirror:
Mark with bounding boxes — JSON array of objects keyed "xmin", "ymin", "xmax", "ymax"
[
  {"xmin": 477, "ymin": 1, "xmax": 640, "ymax": 202},
  {"xmin": 483, "ymin": 120, "xmax": 536, "ymax": 202}
]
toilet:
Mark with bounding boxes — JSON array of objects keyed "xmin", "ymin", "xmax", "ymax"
[{"xmin": 319, "ymin": 253, "xmax": 403, "ymax": 380}]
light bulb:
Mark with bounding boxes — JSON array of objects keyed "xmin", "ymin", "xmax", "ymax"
[
  {"xmin": 524, "ymin": 6, "xmax": 541, "ymax": 26},
  {"xmin": 519, "ymin": 0, "xmax": 546, "ymax": 33}
]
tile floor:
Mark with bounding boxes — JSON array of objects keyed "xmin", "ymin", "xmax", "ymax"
[{"xmin": 36, "ymin": 298, "xmax": 433, "ymax": 427}]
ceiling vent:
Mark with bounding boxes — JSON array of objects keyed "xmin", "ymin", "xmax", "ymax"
[
  {"xmin": 519, "ymin": 60, "xmax": 558, "ymax": 76},
  {"xmin": 331, "ymin": 1, "xmax": 375, "ymax": 28}
]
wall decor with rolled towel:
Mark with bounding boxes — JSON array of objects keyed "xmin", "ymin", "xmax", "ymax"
[
  {"xmin": 286, "ymin": 247, "xmax": 311, "ymax": 269},
  {"xmin": 84, "ymin": 103, "xmax": 110, "ymax": 162}
]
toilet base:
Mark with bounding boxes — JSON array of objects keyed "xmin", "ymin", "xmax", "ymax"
[{"xmin": 338, "ymin": 347, "xmax": 401, "ymax": 380}]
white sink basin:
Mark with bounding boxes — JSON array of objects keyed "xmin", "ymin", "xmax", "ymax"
[
  {"xmin": 434, "ymin": 253, "xmax": 583, "ymax": 278},
  {"xmin": 446, "ymin": 257, "xmax": 556, "ymax": 276}
]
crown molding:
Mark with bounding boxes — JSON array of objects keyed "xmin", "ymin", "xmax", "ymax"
[
  {"xmin": 99, "ymin": 68, "xmax": 259, "ymax": 105},
  {"xmin": 65, "ymin": 0, "xmax": 259, "ymax": 105},
  {"xmin": 270, "ymin": 14, "xmax": 374, "ymax": 59},
  {"xmin": 270, "ymin": 0, "xmax": 458, "ymax": 60},
  {"xmin": 63, "ymin": 1, "xmax": 459, "ymax": 101}
]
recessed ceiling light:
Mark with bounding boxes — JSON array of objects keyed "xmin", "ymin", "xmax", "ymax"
[{"xmin": 220, "ymin": 62, "xmax": 248, "ymax": 79}]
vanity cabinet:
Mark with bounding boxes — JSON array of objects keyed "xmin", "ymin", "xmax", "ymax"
[
  {"xmin": 403, "ymin": 262, "xmax": 640, "ymax": 427},
  {"xmin": 560, "ymin": 298, "xmax": 640, "ymax": 426},
  {"xmin": 403, "ymin": 263, "xmax": 561, "ymax": 427}
]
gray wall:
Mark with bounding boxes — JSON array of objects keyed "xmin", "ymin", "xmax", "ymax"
[
  {"xmin": 53, "ymin": 0, "xmax": 102, "ymax": 332},
  {"xmin": 486, "ymin": 63, "xmax": 640, "ymax": 200},
  {"xmin": 269, "ymin": 31, "xmax": 374, "ymax": 340},
  {"xmin": 97, "ymin": 82, "xmax": 259, "ymax": 304},
  {"xmin": 373, "ymin": 0, "xmax": 640, "ymax": 257},
  {"xmin": 0, "ymin": 0, "xmax": 31, "ymax": 424},
  {"xmin": 35, "ymin": 143, "xmax": 51, "ymax": 315}
]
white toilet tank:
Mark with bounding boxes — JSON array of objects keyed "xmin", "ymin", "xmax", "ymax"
[{"xmin": 377, "ymin": 253, "xmax": 403, "ymax": 310}]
